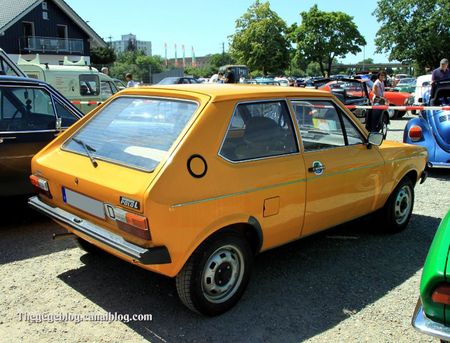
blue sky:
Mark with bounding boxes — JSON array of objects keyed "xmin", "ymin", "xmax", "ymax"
[{"xmin": 66, "ymin": 0, "xmax": 389, "ymax": 63}]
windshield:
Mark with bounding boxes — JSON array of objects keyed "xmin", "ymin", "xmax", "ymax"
[{"xmin": 63, "ymin": 97, "xmax": 198, "ymax": 171}]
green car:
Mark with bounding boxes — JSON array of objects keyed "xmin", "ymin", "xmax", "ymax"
[
  {"xmin": 394, "ymin": 78, "xmax": 416, "ymax": 93},
  {"xmin": 412, "ymin": 210, "xmax": 450, "ymax": 341}
]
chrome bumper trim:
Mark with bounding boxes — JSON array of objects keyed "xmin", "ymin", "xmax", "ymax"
[
  {"xmin": 411, "ymin": 298, "xmax": 450, "ymax": 341},
  {"xmin": 28, "ymin": 196, "xmax": 171, "ymax": 265}
]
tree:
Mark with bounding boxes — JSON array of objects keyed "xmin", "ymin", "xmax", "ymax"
[
  {"xmin": 358, "ymin": 58, "xmax": 374, "ymax": 65},
  {"xmin": 90, "ymin": 46, "xmax": 116, "ymax": 65},
  {"xmin": 207, "ymin": 53, "xmax": 235, "ymax": 69},
  {"xmin": 110, "ymin": 51, "xmax": 165, "ymax": 83},
  {"xmin": 373, "ymin": 0, "xmax": 450, "ymax": 72},
  {"xmin": 229, "ymin": 0, "xmax": 290, "ymax": 75},
  {"xmin": 292, "ymin": 5, "xmax": 366, "ymax": 77}
]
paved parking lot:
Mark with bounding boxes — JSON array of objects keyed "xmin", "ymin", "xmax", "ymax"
[{"xmin": 1, "ymin": 114, "xmax": 448, "ymax": 342}]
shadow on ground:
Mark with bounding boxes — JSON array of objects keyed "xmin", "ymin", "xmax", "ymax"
[
  {"xmin": 57, "ymin": 213, "xmax": 440, "ymax": 342},
  {"xmin": 0, "ymin": 196, "xmax": 75, "ymax": 265},
  {"xmin": 427, "ymin": 169, "xmax": 450, "ymax": 182}
]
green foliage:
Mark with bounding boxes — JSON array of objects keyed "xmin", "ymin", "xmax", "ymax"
[
  {"xmin": 184, "ymin": 66, "xmax": 213, "ymax": 78},
  {"xmin": 293, "ymin": 5, "xmax": 366, "ymax": 77},
  {"xmin": 373, "ymin": 0, "xmax": 450, "ymax": 71},
  {"xmin": 305, "ymin": 62, "xmax": 322, "ymax": 76},
  {"xmin": 207, "ymin": 53, "xmax": 236, "ymax": 69},
  {"xmin": 110, "ymin": 51, "xmax": 165, "ymax": 83},
  {"xmin": 229, "ymin": 0, "xmax": 290, "ymax": 75},
  {"xmin": 358, "ymin": 58, "xmax": 374, "ymax": 65},
  {"xmin": 90, "ymin": 46, "xmax": 116, "ymax": 65}
]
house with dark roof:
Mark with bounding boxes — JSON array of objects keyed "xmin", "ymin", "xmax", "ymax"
[{"xmin": 0, "ymin": 0, "xmax": 106, "ymax": 65}]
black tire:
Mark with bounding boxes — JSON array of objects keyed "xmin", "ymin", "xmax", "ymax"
[
  {"xmin": 378, "ymin": 177, "xmax": 414, "ymax": 233},
  {"xmin": 175, "ymin": 231, "xmax": 253, "ymax": 316},
  {"xmin": 394, "ymin": 110, "xmax": 406, "ymax": 119},
  {"xmin": 76, "ymin": 237, "xmax": 104, "ymax": 254}
]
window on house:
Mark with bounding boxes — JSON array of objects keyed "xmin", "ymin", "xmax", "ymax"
[
  {"xmin": 42, "ymin": 2, "xmax": 48, "ymax": 10},
  {"xmin": 42, "ymin": 12, "xmax": 48, "ymax": 20}
]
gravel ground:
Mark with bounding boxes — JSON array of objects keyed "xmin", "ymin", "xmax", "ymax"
[{"xmin": 1, "ymin": 114, "xmax": 448, "ymax": 343}]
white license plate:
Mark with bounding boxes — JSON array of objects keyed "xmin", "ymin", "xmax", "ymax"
[{"xmin": 62, "ymin": 187, "xmax": 105, "ymax": 219}]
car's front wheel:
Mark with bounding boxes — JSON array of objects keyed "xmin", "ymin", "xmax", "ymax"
[
  {"xmin": 379, "ymin": 177, "xmax": 414, "ymax": 233},
  {"xmin": 176, "ymin": 231, "xmax": 253, "ymax": 316},
  {"xmin": 381, "ymin": 113, "xmax": 389, "ymax": 139}
]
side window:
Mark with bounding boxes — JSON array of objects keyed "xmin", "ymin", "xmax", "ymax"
[
  {"xmin": 341, "ymin": 114, "xmax": 364, "ymax": 145},
  {"xmin": 100, "ymin": 81, "xmax": 113, "ymax": 97},
  {"xmin": 54, "ymin": 101, "xmax": 79, "ymax": 127},
  {"xmin": 220, "ymin": 101, "xmax": 298, "ymax": 161},
  {"xmin": 292, "ymin": 100, "xmax": 345, "ymax": 151},
  {"xmin": 0, "ymin": 87, "xmax": 55, "ymax": 131},
  {"xmin": 79, "ymin": 74, "xmax": 99, "ymax": 96}
]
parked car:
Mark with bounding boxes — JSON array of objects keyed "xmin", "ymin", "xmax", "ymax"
[
  {"xmin": 413, "ymin": 75, "xmax": 433, "ymax": 111},
  {"xmin": 318, "ymin": 78, "xmax": 390, "ymax": 138},
  {"xmin": 0, "ymin": 48, "xmax": 26, "ymax": 77},
  {"xmin": 412, "ymin": 209, "xmax": 450, "ymax": 341},
  {"xmin": 0, "ymin": 76, "xmax": 83, "ymax": 196},
  {"xmin": 244, "ymin": 78, "xmax": 280, "ymax": 85},
  {"xmin": 393, "ymin": 73, "xmax": 412, "ymax": 87},
  {"xmin": 394, "ymin": 77, "xmax": 416, "ymax": 93},
  {"xmin": 157, "ymin": 77, "xmax": 200, "ymax": 85},
  {"xmin": 403, "ymin": 79, "xmax": 450, "ymax": 168},
  {"xmin": 18, "ymin": 55, "xmax": 119, "ymax": 114},
  {"xmin": 28, "ymin": 84, "xmax": 427, "ymax": 315}
]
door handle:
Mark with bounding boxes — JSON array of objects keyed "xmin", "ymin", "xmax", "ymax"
[
  {"xmin": 0, "ymin": 137, "xmax": 16, "ymax": 143},
  {"xmin": 308, "ymin": 161, "xmax": 325, "ymax": 175}
]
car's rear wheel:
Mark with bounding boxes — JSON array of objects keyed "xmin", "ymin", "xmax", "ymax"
[
  {"xmin": 378, "ymin": 177, "xmax": 414, "ymax": 233},
  {"xmin": 176, "ymin": 231, "xmax": 253, "ymax": 316},
  {"xmin": 76, "ymin": 237, "xmax": 104, "ymax": 254}
]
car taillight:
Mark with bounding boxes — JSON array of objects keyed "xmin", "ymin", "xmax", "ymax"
[
  {"xmin": 408, "ymin": 126, "xmax": 422, "ymax": 142},
  {"xmin": 432, "ymin": 284, "xmax": 450, "ymax": 305},
  {"xmin": 113, "ymin": 207, "xmax": 151, "ymax": 240},
  {"xmin": 29, "ymin": 175, "xmax": 52, "ymax": 198}
]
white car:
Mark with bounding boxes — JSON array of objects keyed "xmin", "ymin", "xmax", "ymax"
[{"xmin": 413, "ymin": 74, "xmax": 432, "ymax": 106}]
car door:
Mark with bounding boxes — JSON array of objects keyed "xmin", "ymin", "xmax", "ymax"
[
  {"xmin": 0, "ymin": 84, "xmax": 78, "ymax": 196},
  {"xmin": 290, "ymin": 98, "xmax": 385, "ymax": 236}
]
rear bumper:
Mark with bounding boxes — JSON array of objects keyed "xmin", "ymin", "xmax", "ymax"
[
  {"xmin": 427, "ymin": 161, "xmax": 450, "ymax": 169},
  {"xmin": 411, "ymin": 298, "xmax": 450, "ymax": 341},
  {"xmin": 28, "ymin": 196, "xmax": 171, "ymax": 265}
]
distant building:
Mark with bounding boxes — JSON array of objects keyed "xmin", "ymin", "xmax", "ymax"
[
  {"xmin": 111, "ymin": 34, "xmax": 152, "ymax": 56},
  {"xmin": 0, "ymin": 0, "xmax": 106, "ymax": 65}
]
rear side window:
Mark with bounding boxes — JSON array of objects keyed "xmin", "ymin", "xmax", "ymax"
[
  {"xmin": 220, "ymin": 101, "xmax": 298, "ymax": 161},
  {"xmin": 0, "ymin": 87, "xmax": 56, "ymax": 131},
  {"xmin": 79, "ymin": 74, "xmax": 99, "ymax": 96},
  {"xmin": 63, "ymin": 97, "xmax": 198, "ymax": 172}
]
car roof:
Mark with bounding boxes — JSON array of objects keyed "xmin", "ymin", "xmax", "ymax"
[
  {"xmin": 118, "ymin": 84, "xmax": 330, "ymax": 102},
  {"xmin": 0, "ymin": 75, "xmax": 47, "ymax": 85}
]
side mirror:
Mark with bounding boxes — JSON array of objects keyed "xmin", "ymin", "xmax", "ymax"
[
  {"xmin": 367, "ymin": 132, "xmax": 384, "ymax": 147},
  {"xmin": 56, "ymin": 117, "xmax": 62, "ymax": 131},
  {"xmin": 418, "ymin": 97, "xmax": 423, "ymax": 103}
]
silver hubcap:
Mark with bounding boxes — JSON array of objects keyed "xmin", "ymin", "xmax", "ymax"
[
  {"xmin": 201, "ymin": 245, "xmax": 244, "ymax": 303},
  {"xmin": 394, "ymin": 185, "xmax": 412, "ymax": 225},
  {"xmin": 382, "ymin": 118, "xmax": 388, "ymax": 137}
]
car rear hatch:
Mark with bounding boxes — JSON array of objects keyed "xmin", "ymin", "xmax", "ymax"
[
  {"xmin": 31, "ymin": 95, "xmax": 202, "ymax": 247},
  {"xmin": 428, "ymin": 109, "xmax": 450, "ymax": 153}
]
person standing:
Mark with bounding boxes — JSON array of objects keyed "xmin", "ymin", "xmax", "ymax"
[
  {"xmin": 125, "ymin": 73, "xmax": 137, "ymax": 87},
  {"xmin": 431, "ymin": 58, "xmax": 450, "ymax": 100},
  {"xmin": 432, "ymin": 58, "xmax": 450, "ymax": 83},
  {"xmin": 372, "ymin": 71, "xmax": 388, "ymax": 105},
  {"xmin": 224, "ymin": 67, "xmax": 235, "ymax": 84}
]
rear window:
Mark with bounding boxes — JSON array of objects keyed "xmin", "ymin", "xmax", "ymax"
[{"xmin": 62, "ymin": 97, "xmax": 198, "ymax": 171}]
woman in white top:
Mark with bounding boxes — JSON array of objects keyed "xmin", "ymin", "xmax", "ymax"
[{"xmin": 372, "ymin": 71, "xmax": 388, "ymax": 104}]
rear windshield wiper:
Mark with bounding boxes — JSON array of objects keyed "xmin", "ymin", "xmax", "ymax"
[{"xmin": 72, "ymin": 138, "xmax": 98, "ymax": 168}]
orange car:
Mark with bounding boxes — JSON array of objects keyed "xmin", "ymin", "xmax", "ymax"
[{"xmin": 29, "ymin": 85, "xmax": 427, "ymax": 315}]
